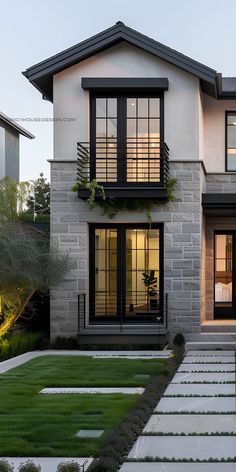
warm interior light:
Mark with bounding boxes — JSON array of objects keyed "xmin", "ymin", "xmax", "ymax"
[{"xmin": 232, "ymin": 122, "xmax": 236, "ymax": 125}]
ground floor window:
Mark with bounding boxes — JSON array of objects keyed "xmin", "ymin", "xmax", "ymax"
[{"xmin": 89, "ymin": 224, "xmax": 163, "ymax": 323}]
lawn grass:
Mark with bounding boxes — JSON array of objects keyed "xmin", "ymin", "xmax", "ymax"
[{"xmin": 0, "ymin": 355, "xmax": 165, "ymax": 457}]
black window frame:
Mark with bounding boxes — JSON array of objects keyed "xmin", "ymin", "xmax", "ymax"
[
  {"xmin": 225, "ymin": 111, "xmax": 236, "ymax": 172},
  {"xmin": 89, "ymin": 223, "xmax": 164, "ymax": 324},
  {"xmin": 90, "ymin": 92, "xmax": 164, "ymax": 185}
]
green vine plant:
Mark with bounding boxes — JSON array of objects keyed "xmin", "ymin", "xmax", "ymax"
[{"xmin": 72, "ymin": 177, "xmax": 177, "ymax": 221}]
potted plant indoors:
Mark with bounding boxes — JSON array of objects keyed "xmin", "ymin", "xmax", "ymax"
[{"xmin": 142, "ymin": 270, "xmax": 158, "ymax": 310}]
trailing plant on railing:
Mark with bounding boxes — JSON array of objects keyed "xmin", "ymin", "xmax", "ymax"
[{"xmin": 72, "ymin": 177, "xmax": 177, "ymax": 221}]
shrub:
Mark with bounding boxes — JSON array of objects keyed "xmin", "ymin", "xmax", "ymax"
[
  {"xmin": 0, "ymin": 459, "xmax": 14, "ymax": 472},
  {"xmin": 18, "ymin": 461, "xmax": 41, "ymax": 472},
  {"xmin": 173, "ymin": 333, "xmax": 185, "ymax": 346},
  {"xmin": 56, "ymin": 461, "xmax": 81, "ymax": 472},
  {"xmin": 89, "ymin": 458, "xmax": 117, "ymax": 472},
  {"xmin": 53, "ymin": 336, "xmax": 78, "ymax": 350},
  {"xmin": 0, "ymin": 332, "xmax": 46, "ymax": 361}
]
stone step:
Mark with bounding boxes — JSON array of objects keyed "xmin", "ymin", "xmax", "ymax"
[
  {"xmin": 201, "ymin": 324, "xmax": 236, "ymax": 333},
  {"xmin": 155, "ymin": 396, "xmax": 236, "ymax": 413},
  {"xmin": 128, "ymin": 436, "xmax": 236, "ymax": 460},
  {"xmin": 120, "ymin": 464, "xmax": 236, "ymax": 472},
  {"xmin": 144, "ymin": 413, "xmax": 236, "ymax": 434},
  {"xmin": 185, "ymin": 341, "xmax": 236, "ymax": 352}
]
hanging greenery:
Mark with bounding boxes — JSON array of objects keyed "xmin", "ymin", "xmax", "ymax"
[{"xmin": 72, "ymin": 177, "xmax": 177, "ymax": 221}]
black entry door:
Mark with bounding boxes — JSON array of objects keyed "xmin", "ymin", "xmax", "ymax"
[{"xmin": 214, "ymin": 231, "xmax": 236, "ymax": 319}]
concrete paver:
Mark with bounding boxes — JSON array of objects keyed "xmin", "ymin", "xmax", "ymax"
[
  {"xmin": 178, "ymin": 363, "xmax": 235, "ymax": 372},
  {"xmin": 172, "ymin": 372, "xmax": 235, "ymax": 383},
  {"xmin": 164, "ymin": 382, "xmax": 235, "ymax": 396},
  {"xmin": 128, "ymin": 436, "xmax": 236, "ymax": 460},
  {"xmin": 120, "ymin": 464, "xmax": 236, "ymax": 472},
  {"xmin": 40, "ymin": 387, "xmax": 144, "ymax": 395},
  {"xmin": 155, "ymin": 396, "xmax": 236, "ymax": 412},
  {"xmin": 144, "ymin": 413, "xmax": 236, "ymax": 434}
]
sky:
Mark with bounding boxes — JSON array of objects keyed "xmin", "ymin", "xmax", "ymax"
[{"xmin": 1, "ymin": 0, "xmax": 236, "ymax": 182}]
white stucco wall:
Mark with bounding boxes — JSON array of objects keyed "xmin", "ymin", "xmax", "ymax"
[
  {"xmin": 53, "ymin": 42, "xmax": 202, "ymax": 161},
  {"xmin": 203, "ymin": 95, "xmax": 236, "ymax": 172},
  {"xmin": 0, "ymin": 126, "xmax": 5, "ymax": 179}
]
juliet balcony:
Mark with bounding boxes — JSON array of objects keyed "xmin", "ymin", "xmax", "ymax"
[{"xmin": 76, "ymin": 137, "xmax": 170, "ymax": 199}]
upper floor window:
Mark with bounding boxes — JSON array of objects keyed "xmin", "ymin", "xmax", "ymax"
[
  {"xmin": 226, "ymin": 112, "xmax": 236, "ymax": 171},
  {"xmin": 91, "ymin": 95, "xmax": 163, "ymax": 183}
]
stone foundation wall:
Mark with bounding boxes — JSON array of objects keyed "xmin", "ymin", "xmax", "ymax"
[{"xmin": 50, "ymin": 160, "xmax": 204, "ymax": 339}]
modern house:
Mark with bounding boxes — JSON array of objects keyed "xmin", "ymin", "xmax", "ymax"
[
  {"xmin": 23, "ymin": 22, "xmax": 236, "ymax": 344},
  {"xmin": 0, "ymin": 110, "xmax": 34, "ymax": 181}
]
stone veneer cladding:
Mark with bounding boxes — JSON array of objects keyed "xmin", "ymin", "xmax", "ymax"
[{"xmin": 50, "ymin": 160, "xmax": 203, "ymax": 339}]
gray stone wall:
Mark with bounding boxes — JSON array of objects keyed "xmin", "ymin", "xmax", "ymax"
[
  {"xmin": 50, "ymin": 160, "xmax": 204, "ymax": 339},
  {"xmin": 206, "ymin": 173, "xmax": 236, "ymax": 193}
]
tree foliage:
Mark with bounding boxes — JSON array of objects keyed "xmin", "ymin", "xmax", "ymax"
[
  {"xmin": 0, "ymin": 176, "xmax": 69, "ymax": 337},
  {"xmin": 0, "ymin": 225, "xmax": 69, "ymax": 337},
  {"xmin": 26, "ymin": 173, "xmax": 50, "ymax": 215},
  {"xmin": 0, "ymin": 177, "xmax": 29, "ymax": 222}
]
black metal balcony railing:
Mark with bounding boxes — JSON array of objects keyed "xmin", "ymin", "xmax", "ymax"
[
  {"xmin": 77, "ymin": 137, "xmax": 169, "ymax": 186},
  {"xmin": 78, "ymin": 292, "xmax": 168, "ymax": 334}
]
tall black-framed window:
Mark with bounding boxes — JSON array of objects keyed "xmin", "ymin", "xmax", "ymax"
[
  {"xmin": 225, "ymin": 111, "xmax": 236, "ymax": 171},
  {"xmin": 90, "ymin": 94, "xmax": 164, "ymax": 184},
  {"xmin": 89, "ymin": 223, "xmax": 163, "ymax": 324}
]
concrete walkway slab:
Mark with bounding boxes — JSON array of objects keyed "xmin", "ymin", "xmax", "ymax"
[
  {"xmin": 0, "ymin": 350, "xmax": 171, "ymax": 374},
  {"xmin": 144, "ymin": 413, "xmax": 236, "ymax": 434},
  {"xmin": 40, "ymin": 387, "xmax": 144, "ymax": 395},
  {"xmin": 183, "ymin": 355, "xmax": 235, "ymax": 363},
  {"xmin": 172, "ymin": 372, "xmax": 235, "ymax": 383},
  {"xmin": 1, "ymin": 458, "xmax": 92, "ymax": 472},
  {"xmin": 120, "ymin": 464, "xmax": 236, "ymax": 472},
  {"xmin": 164, "ymin": 382, "xmax": 235, "ymax": 396},
  {"xmin": 186, "ymin": 350, "xmax": 235, "ymax": 356},
  {"xmin": 155, "ymin": 396, "xmax": 236, "ymax": 413},
  {"xmin": 178, "ymin": 363, "xmax": 235, "ymax": 372},
  {"xmin": 128, "ymin": 436, "xmax": 236, "ymax": 460}
]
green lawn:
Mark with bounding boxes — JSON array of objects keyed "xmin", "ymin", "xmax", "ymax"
[{"xmin": 0, "ymin": 355, "xmax": 165, "ymax": 457}]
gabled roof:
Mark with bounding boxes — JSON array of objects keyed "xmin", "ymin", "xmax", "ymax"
[
  {"xmin": 22, "ymin": 21, "xmax": 230, "ymax": 102},
  {"xmin": 0, "ymin": 111, "xmax": 35, "ymax": 139}
]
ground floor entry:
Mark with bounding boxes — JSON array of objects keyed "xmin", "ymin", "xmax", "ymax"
[
  {"xmin": 89, "ymin": 224, "xmax": 163, "ymax": 324},
  {"xmin": 214, "ymin": 231, "xmax": 236, "ymax": 319}
]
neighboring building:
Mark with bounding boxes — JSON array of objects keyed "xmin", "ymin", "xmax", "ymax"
[
  {"xmin": 23, "ymin": 22, "xmax": 236, "ymax": 343},
  {"xmin": 0, "ymin": 111, "xmax": 34, "ymax": 181}
]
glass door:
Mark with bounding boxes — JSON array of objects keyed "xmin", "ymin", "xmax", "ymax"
[
  {"xmin": 125, "ymin": 228, "xmax": 161, "ymax": 320},
  {"xmin": 89, "ymin": 224, "xmax": 163, "ymax": 323},
  {"xmin": 214, "ymin": 232, "xmax": 236, "ymax": 319}
]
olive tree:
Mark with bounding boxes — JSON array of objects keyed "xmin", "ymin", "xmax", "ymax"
[{"xmin": 0, "ymin": 177, "xmax": 69, "ymax": 337}]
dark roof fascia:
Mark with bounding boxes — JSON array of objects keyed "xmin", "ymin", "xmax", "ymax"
[{"xmin": 22, "ymin": 22, "xmax": 218, "ymax": 102}]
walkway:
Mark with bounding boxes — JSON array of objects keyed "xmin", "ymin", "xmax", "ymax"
[
  {"xmin": 0, "ymin": 349, "xmax": 171, "ymax": 374},
  {"xmin": 120, "ymin": 349, "xmax": 236, "ymax": 471}
]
